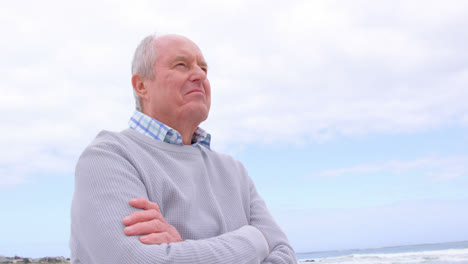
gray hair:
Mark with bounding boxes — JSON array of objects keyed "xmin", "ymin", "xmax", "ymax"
[{"xmin": 131, "ymin": 34, "xmax": 159, "ymax": 112}]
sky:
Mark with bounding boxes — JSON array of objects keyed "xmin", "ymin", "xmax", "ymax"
[{"xmin": 1, "ymin": 0, "xmax": 468, "ymax": 258}]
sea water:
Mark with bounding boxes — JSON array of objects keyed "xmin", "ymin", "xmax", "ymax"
[{"xmin": 296, "ymin": 241, "xmax": 468, "ymax": 264}]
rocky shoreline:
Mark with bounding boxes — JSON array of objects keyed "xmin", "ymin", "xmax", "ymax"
[{"xmin": 0, "ymin": 255, "xmax": 69, "ymax": 263}]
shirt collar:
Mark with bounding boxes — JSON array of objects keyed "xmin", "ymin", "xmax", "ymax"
[{"xmin": 128, "ymin": 111, "xmax": 211, "ymax": 149}]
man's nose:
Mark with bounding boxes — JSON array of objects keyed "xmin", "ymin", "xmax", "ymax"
[{"xmin": 189, "ymin": 66, "xmax": 207, "ymax": 82}]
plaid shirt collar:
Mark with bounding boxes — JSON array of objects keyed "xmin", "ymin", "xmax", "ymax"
[{"xmin": 128, "ymin": 111, "xmax": 211, "ymax": 149}]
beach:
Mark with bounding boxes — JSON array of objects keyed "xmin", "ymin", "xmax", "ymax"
[{"xmin": 297, "ymin": 241, "xmax": 468, "ymax": 264}]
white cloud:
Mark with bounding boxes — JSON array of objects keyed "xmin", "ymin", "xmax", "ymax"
[
  {"xmin": 1, "ymin": 0, "xmax": 468, "ymax": 184},
  {"xmin": 313, "ymin": 155, "xmax": 468, "ymax": 181},
  {"xmin": 202, "ymin": 0, "xmax": 468, "ymax": 148}
]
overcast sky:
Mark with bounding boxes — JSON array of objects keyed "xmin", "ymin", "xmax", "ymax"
[{"xmin": 1, "ymin": 0, "xmax": 468, "ymax": 258}]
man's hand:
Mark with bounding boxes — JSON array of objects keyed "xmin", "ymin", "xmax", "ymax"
[{"xmin": 123, "ymin": 198, "xmax": 183, "ymax": 245}]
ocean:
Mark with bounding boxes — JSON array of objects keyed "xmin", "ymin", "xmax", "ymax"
[{"xmin": 296, "ymin": 241, "xmax": 468, "ymax": 264}]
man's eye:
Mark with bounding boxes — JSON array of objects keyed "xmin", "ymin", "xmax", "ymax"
[{"xmin": 175, "ymin": 63, "xmax": 187, "ymax": 68}]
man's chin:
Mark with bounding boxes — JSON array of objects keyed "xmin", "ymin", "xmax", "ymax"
[{"xmin": 181, "ymin": 103, "xmax": 210, "ymax": 121}]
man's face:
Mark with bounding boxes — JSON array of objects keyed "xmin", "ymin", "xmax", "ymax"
[{"xmin": 143, "ymin": 36, "xmax": 211, "ymax": 126}]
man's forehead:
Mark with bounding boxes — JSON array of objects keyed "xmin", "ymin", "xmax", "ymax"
[
  {"xmin": 155, "ymin": 35, "xmax": 203, "ymax": 54},
  {"xmin": 154, "ymin": 35, "xmax": 204, "ymax": 61}
]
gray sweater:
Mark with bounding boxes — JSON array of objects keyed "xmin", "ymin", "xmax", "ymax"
[{"xmin": 70, "ymin": 129, "xmax": 297, "ymax": 263}]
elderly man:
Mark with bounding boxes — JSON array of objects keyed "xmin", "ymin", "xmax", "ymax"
[{"xmin": 70, "ymin": 34, "xmax": 297, "ymax": 264}]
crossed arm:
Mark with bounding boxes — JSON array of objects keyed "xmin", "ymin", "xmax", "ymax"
[{"xmin": 123, "ymin": 189, "xmax": 297, "ymax": 264}]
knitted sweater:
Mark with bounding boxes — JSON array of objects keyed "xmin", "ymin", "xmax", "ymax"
[{"xmin": 70, "ymin": 129, "xmax": 297, "ymax": 264}]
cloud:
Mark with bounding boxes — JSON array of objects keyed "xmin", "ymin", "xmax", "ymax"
[
  {"xmin": 1, "ymin": 0, "xmax": 468, "ymax": 184},
  {"xmin": 313, "ymin": 155, "xmax": 468, "ymax": 181},
  {"xmin": 200, "ymin": 0, "xmax": 468, "ymax": 147}
]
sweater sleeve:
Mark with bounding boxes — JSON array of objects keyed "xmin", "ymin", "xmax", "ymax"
[
  {"xmin": 70, "ymin": 140, "xmax": 268, "ymax": 264},
  {"xmin": 246, "ymin": 172, "xmax": 298, "ymax": 264}
]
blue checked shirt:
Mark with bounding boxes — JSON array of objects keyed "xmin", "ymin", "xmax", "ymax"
[{"xmin": 128, "ymin": 111, "xmax": 211, "ymax": 149}]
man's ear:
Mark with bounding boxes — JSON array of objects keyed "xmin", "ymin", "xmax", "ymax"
[{"xmin": 132, "ymin": 74, "xmax": 147, "ymax": 99}]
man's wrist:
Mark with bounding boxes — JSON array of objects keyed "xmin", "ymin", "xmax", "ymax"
[{"xmin": 237, "ymin": 225, "xmax": 269, "ymax": 263}]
